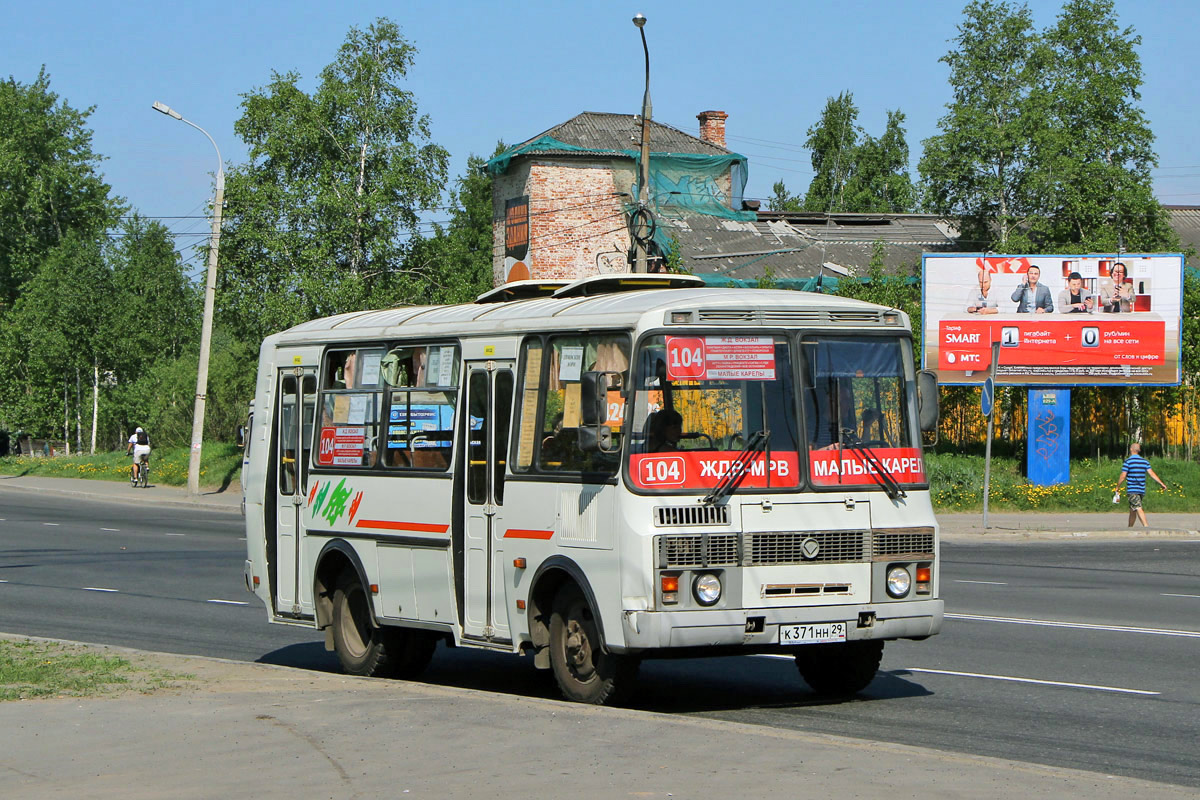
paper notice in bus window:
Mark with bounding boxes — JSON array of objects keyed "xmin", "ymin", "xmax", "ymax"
[
  {"xmin": 606, "ymin": 390, "xmax": 625, "ymax": 428},
  {"xmin": 359, "ymin": 351, "xmax": 381, "ymax": 386},
  {"xmin": 563, "ymin": 383, "xmax": 582, "ymax": 427},
  {"xmin": 437, "ymin": 346, "xmax": 455, "ymax": 386},
  {"xmin": 559, "ymin": 346, "xmax": 584, "ymax": 382},
  {"xmin": 347, "ymin": 394, "xmax": 368, "ymax": 424}
]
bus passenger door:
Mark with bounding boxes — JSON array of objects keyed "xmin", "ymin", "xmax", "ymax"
[
  {"xmin": 463, "ymin": 361, "xmax": 515, "ymax": 641},
  {"xmin": 273, "ymin": 368, "xmax": 316, "ymax": 617}
]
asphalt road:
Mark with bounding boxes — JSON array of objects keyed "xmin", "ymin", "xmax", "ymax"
[{"xmin": 1, "ymin": 491, "xmax": 1197, "ymax": 787}]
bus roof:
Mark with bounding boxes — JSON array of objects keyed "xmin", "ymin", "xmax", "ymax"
[{"xmin": 275, "ymin": 286, "xmax": 906, "ymax": 344}]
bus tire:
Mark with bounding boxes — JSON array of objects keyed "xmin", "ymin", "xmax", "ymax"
[
  {"xmin": 794, "ymin": 639, "xmax": 884, "ymax": 696},
  {"xmin": 387, "ymin": 628, "xmax": 438, "ymax": 680},
  {"xmin": 331, "ymin": 569, "xmax": 393, "ymax": 677},
  {"xmin": 549, "ymin": 584, "xmax": 638, "ymax": 704}
]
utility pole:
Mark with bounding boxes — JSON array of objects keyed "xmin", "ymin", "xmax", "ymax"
[
  {"xmin": 633, "ymin": 13, "xmax": 652, "ymax": 273},
  {"xmin": 153, "ymin": 101, "xmax": 224, "ymax": 496}
]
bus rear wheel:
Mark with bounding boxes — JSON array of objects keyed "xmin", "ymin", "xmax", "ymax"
[
  {"xmin": 330, "ymin": 570, "xmax": 437, "ymax": 679},
  {"xmin": 549, "ymin": 584, "xmax": 637, "ymax": 704},
  {"xmin": 794, "ymin": 639, "xmax": 884, "ymax": 696}
]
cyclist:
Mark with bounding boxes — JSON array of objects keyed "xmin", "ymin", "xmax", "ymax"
[{"xmin": 127, "ymin": 426, "xmax": 151, "ymax": 485}]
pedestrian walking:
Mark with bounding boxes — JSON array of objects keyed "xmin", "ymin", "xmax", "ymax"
[{"xmin": 1116, "ymin": 442, "xmax": 1168, "ymax": 528}]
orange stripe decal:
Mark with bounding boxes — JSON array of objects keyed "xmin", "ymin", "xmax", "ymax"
[
  {"xmin": 504, "ymin": 528, "xmax": 555, "ymax": 540},
  {"xmin": 355, "ymin": 519, "xmax": 450, "ymax": 534}
]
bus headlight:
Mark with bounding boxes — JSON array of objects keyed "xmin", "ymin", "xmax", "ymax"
[
  {"xmin": 886, "ymin": 566, "xmax": 912, "ymax": 598},
  {"xmin": 693, "ymin": 573, "xmax": 722, "ymax": 606}
]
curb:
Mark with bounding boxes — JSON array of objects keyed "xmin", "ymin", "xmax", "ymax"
[
  {"xmin": 0, "ymin": 478, "xmax": 242, "ymax": 514},
  {"xmin": 943, "ymin": 528, "xmax": 1199, "ymax": 541}
]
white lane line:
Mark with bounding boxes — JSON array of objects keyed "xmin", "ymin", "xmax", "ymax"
[
  {"xmin": 903, "ymin": 667, "xmax": 1159, "ymax": 696},
  {"xmin": 0, "ymin": 579, "xmax": 7, "ymax": 583},
  {"xmin": 1162, "ymin": 593, "xmax": 1200, "ymax": 599},
  {"xmin": 954, "ymin": 579, "xmax": 1008, "ymax": 585},
  {"xmin": 207, "ymin": 599, "xmax": 249, "ymax": 606},
  {"xmin": 43, "ymin": 522, "xmax": 60, "ymax": 526},
  {"xmin": 82, "ymin": 587, "xmax": 118, "ymax": 593},
  {"xmin": 165, "ymin": 533, "xmax": 186, "ymax": 537},
  {"xmin": 947, "ymin": 612, "xmax": 1200, "ymax": 639},
  {"xmin": 101, "ymin": 527, "xmax": 119, "ymax": 532}
]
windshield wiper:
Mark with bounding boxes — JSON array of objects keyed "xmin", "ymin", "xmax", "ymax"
[
  {"xmin": 839, "ymin": 429, "xmax": 906, "ymax": 501},
  {"xmin": 703, "ymin": 430, "xmax": 769, "ymax": 506}
]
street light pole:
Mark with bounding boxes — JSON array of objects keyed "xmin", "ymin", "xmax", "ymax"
[
  {"xmin": 153, "ymin": 101, "xmax": 224, "ymax": 497},
  {"xmin": 633, "ymin": 13, "xmax": 652, "ymax": 274}
]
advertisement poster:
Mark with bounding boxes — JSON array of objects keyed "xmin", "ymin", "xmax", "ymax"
[{"xmin": 922, "ymin": 254, "xmax": 1184, "ymax": 386}]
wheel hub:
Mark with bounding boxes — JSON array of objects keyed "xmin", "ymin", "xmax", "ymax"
[{"xmin": 564, "ymin": 619, "xmax": 594, "ymax": 679}]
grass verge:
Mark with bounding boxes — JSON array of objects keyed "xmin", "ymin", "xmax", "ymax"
[
  {"xmin": 0, "ymin": 638, "xmax": 192, "ymax": 701},
  {"xmin": 0, "ymin": 443, "xmax": 244, "ymax": 491},
  {"xmin": 927, "ymin": 452, "xmax": 1199, "ymax": 512}
]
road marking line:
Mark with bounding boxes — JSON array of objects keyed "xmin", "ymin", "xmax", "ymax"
[
  {"xmin": 0, "ymin": 579, "xmax": 7, "ymax": 583},
  {"xmin": 207, "ymin": 599, "xmax": 249, "ymax": 606},
  {"xmin": 43, "ymin": 522, "xmax": 60, "ymax": 526},
  {"xmin": 954, "ymin": 579, "xmax": 1008, "ymax": 585},
  {"xmin": 165, "ymin": 533, "xmax": 186, "ymax": 537},
  {"xmin": 82, "ymin": 587, "xmax": 118, "ymax": 593},
  {"xmin": 101, "ymin": 528, "xmax": 119, "ymax": 532},
  {"xmin": 947, "ymin": 612, "xmax": 1200, "ymax": 638},
  {"xmin": 1162, "ymin": 593, "xmax": 1200, "ymax": 599},
  {"xmin": 902, "ymin": 667, "xmax": 1159, "ymax": 696}
]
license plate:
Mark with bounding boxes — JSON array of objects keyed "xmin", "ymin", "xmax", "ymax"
[{"xmin": 779, "ymin": 621, "xmax": 847, "ymax": 645}]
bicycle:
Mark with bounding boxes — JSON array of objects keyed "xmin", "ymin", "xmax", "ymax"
[{"xmin": 131, "ymin": 455, "xmax": 150, "ymax": 488}]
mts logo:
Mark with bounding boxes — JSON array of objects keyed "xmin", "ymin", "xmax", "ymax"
[{"xmin": 959, "ymin": 352, "xmax": 983, "ymax": 363}]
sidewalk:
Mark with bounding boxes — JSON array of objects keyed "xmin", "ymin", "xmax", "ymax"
[
  {"xmin": 0, "ymin": 473, "xmax": 242, "ymax": 513},
  {"xmin": 0, "ymin": 635, "xmax": 1193, "ymax": 799}
]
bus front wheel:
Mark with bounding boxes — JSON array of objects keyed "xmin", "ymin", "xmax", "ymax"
[
  {"xmin": 549, "ymin": 584, "xmax": 637, "ymax": 704},
  {"xmin": 794, "ymin": 640, "xmax": 884, "ymax": 696},
  {"xmin": 331, "ymin": 570, "xmax": 436, "ymax": 679}
]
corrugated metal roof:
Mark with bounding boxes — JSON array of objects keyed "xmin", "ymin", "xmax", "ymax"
[
  {"xmin": 1165, "ymin": 206, "xmax": 1200, "ymax": 269},
  {"xmin": 510, "ymin": 112, "xmax": 730, "ymax": 158},
  {"xmin": 669, "ymin": 212, "xmax": 959, "ymax": 282}
]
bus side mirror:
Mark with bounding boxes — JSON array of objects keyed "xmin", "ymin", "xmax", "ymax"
[
  {"xmin": 580, "ymin": 371, "xmax": 607, "ymax": 427},
  {"xmin": 577, "ymin": 425, "xmax": 613, "ymax": 453},
  {"xmin": 917, "ymin": 370, "xmax": 940, "ymax": 433}
]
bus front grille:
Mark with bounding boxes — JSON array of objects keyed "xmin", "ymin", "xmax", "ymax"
[
  {"xmin": 654, "ymin": 505, "xmax": 731, "ymax": 527},
  {"xmin": 656, "ymin": 534, "xmax": 740, "ymax": 568},
  {"xmin": 744, "ymin": 530, "xmax": 869, "ymax": 565},
  {"xmin": 872, "ymin": 528, "xmax": 935, "ymax": 559}
]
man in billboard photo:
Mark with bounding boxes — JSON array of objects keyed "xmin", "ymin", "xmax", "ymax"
[
  {"xmin": 1010, "ymin": 264, "xmax": 1053, "ymax": 313},
  {"xmin": 965, "ymin": 268, "xmax": 999, "ymax": 314},
  {"xmin": 1057, "ymin": 271, "xmax": 1093, "ymax": 313},
  {"xmin": 1099, "ymin": 262, "xmax": 1135, "ymax": 313}
]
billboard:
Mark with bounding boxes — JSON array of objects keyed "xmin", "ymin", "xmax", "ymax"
[{"xmin": 922, "ymin": 254, "xmax": 1184, "ymax": 386}]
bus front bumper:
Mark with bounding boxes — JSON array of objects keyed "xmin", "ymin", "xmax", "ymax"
[{"xmin": 616, "ymin": 599, "xmax": 943, "ymax": 652}]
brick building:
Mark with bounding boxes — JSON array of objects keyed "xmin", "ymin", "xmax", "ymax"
[{"xmin": 487, "ymin": 111, "xmax": 744, "ymax": 285}]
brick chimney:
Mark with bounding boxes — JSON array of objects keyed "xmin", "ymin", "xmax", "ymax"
[{"xmin": 696, "ymin": 110, "xmax": 728, "ymax": 148}]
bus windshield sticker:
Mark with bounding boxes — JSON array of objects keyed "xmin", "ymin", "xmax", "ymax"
[
  {"xmin": 666, "ymin": 336, "xmax": 776, "ymax": 381},
  {"xmin": 562, "ymin": 383, "xmax": 581, "ymax": 427},
  {"xmin": 360, "ymin": 351, "xmax": 381, "ymax": 386},
  {"xmin": 331, "ymin": 426, "xmax": 365, "ymax": 465},
  {"xmin": 808, "ymin": 447, "xmax": 925, "ymax": 486},
  {"xmin": 630, "ymin": 451, "xmax": 799, "ymax": 490},
  {"xmin": 559, "ymin": 346, "xmax": 584, "ymax": 382}
]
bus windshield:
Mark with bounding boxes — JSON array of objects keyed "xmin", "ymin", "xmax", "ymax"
[
  {"xmin": 800, "ymin": 335, "xmax": 926, "ymax": 488},
  {"xmin": 628, "ymin": 335, "xmax": 800, "ymax": 492}
]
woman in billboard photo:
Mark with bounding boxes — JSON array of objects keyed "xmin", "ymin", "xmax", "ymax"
[{"xmin": 1099, "ymin": 262, "xmax": 1135, "ymax": 313}]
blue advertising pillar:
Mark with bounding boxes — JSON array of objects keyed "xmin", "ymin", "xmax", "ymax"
[{"xmin": 1027, "ymin": 389, "xmax": 1071, "ymax": 485}]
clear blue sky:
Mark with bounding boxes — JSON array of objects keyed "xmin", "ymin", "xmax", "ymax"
[{"xmin": 6, "ymin": 0, "xmax": 1199, "ymax": 271}]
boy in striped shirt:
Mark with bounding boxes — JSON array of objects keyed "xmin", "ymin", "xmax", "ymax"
[{"xmin": 1117, "ymin": 443, "xmax": 1167, "ymax": 528}]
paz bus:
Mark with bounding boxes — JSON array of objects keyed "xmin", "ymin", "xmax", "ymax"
[{"xmin": 242, "ymin": 274, "xmax": 943, "ymax": 704}]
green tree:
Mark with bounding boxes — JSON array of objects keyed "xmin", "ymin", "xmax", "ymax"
[
  {"xmin": 0, "ymin": 68, "xmax": 123, "ymax": 309},
  {"xmin": 918, "ymin": 1, "xmax": 1044, "ymax": 251},
  {"xmin": 219, "ymin": 17, "xmax": 449, "ymax": 341},
  {"xmin": 405, "ymin": 145, "xmax": 503, "ymax": 305},
  {"xmin": 803, "ymin": 91, "xmax": 862, "ymax": 212},
  {"xmin": 833, "ymin": 241, "xmax": 922, "ymax": 351},
  {"xmin": 768, "ymin": 180, "xmax": 803, "ymax": 212},
  {"xmin": 843, "ymin": 110, "xmax": 916, "ymax": 213},
  {"xmin": 1033, "ymin": 0, "xmax": 1176, "ymax": 251}
]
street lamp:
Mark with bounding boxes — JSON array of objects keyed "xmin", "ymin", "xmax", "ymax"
[
  {"xmin": 632, "ymin": 13, "xmax": 652, "ymax": 273},
  {"xmin": 153, "ymin": 101, "xmax": 225, "ymax": 497}
]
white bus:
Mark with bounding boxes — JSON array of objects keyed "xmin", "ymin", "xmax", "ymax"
[{"xmin": 243, "ymin": 274, "xmax": 943, "ymax": 704}]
